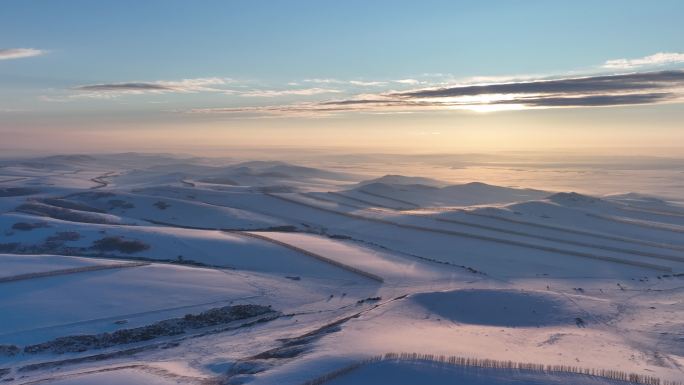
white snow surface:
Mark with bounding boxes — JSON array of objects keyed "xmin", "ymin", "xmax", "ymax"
[{"xmin": 0, "ymin": 155, "xmax": 682, "ymax": 385}]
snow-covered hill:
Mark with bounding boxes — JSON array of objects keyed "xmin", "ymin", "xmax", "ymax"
[{"xmin": 0, "ymin": 155, "xmax": 682, "ymax": 385}]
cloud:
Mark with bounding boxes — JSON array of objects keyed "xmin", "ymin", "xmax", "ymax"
[
  {"xmin": 494, "ymin": 93, "xmax": 674, "ymax": 107},
  {"xmin": 0, "ymin": 48, "xmax": 46, "ymax": 60},
  {"xmin": 303, "ymin": 78, "xmax": 389, "ymax": 86},
  {"xmin": 157, "ymin": 77, "xmax": 231, "ymax": 92},
  {"xmin": 75, "ymin": 83, "xmax": 173, "ymax": 92},
  {"xmin": 393, "ymin": 71, "xmax": 684, "ymax": 99},
  {"xmin": 603, "ymin": 52, "xmax": 684, "ymax": 69},
  {"xmin": 304, "ymin": 78, "xmax": 345, "ymax": 84},
  {"xmin": 394, "ymin": 79, "xmax": 420, "ymax": 85},
  {"xmin": 349, "ymin": 80, "xmax": 388, "ymax": 87},
  {"xmin": 187, "ymin": 69, "xmax": 684, "ymax": 117},
  {"xmin": 239, "ymin": 88, "xmax": 341, "ymax": 97},
  {"xmin": 72, "ymin": 77, "xmax": 232, "ymax": 98}
]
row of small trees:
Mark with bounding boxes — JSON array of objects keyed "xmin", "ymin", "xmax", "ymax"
[{"xmin": 301, "ymin": 352, "xmax": 683, "ymax": 385}]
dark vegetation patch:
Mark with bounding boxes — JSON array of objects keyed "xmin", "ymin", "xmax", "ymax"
[
  {"xmin": 11, "ymin": 221, "xmax": 50, "ymax": 231},
  {"xmin": 153, "ymin": 201, "xmax": 171, "ymax": 210},
  {"xmin": 262, "ymin": 225, "xmax": 298, "ymax": 232},
  {"xmin": 45, "ymin": 231, "xmax": 81, "ymax": 246},
  {"xmin": 0, "ymin": 187, "xmax": 39, "ymax": 197},
  {"xmin": 0, "ymin": 243, "xmax": 20, "ymax": 253},
  {"xmin": 258, "ymin": 186, "xmax": 296, "ymax": 193},
  {"xmin": 48, "ymin": 231, "xmax": 81, "ymax": 242},
  {"xmin": 1, "ymin": 230, "xmax": 83, "ymax": 255},
  {"xmin": 38, "ymin": 198, "xmax": 104, "ymax": 213},
  {"xmin": 0, "ymin": 345, "xmax": 20, "ymax": 357},
  {"xmin": 356, "ymin": 297, "xmax": 382, "ymax": 305},
  {"xmin": 227, "ymin": 295, "xmax": 407, "ymax": 384},
  {"xmin": 199, "ymin": 177, "xmax": 238, "ymax": 185},
  {"xmin": 107, "ymin": 199, "xmax": 134, "ymax": 210},
  {"xmin": 72, "ymin": 191, "xmax": 115, "ymax": 200},
  {"xmin": 329, "ymin": 234, "xmax": 352, "ymax": 240},
  {"xmin": 24, "ymin": 305, "xmax": 276, "ymax": 354},
  {"xmin": 16, "ymin": 202, "xmax": 119, "ymax": 224},
  {"xmin": 91, "ymin": 236, "xmax": 150, "ymax": 254}
]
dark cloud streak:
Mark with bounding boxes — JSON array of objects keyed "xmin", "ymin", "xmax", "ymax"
[
  {"xmin": 502, "ymin": 93, "xmax": 674, "ymax": 107},
  {"xmin": 74, "ymin": 83, "xmax": 173, "ymax": 92},
  {"xmin": 394, "ymin": 70, "xmax": 684, "ymax": 99},
  {"xmin": 188, "ymin": 69, "xmax": 684, "ymax": 116}
]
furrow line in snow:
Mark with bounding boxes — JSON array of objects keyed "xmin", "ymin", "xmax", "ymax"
[
  {"xmin": 613, "ymin": 203, "xmax": 684, "ymax": 218},
  {"xmin": 265, "ymin": 193, "xmax": 673, "ymax": 272},
  {"xmin": 355, "ymin": 189, "xmax": 420, "ymax": 208},
  {"xmin": 433, "ymin": 217, "xmax": 684, "ymax": 263},
  {"xmin": 342, "ymin": 189, "xmax": 684, "ymax": 251},
  {"xmin": 227, "ymin": 230, "xmax": 384, "ymax": 283},
  {"xmin": 302, "ymin": 193, "xmax": 367, "ymax": 210},
  {"xmin": 458, "ymin": 210, "xmax": 684, "ymax": 251},
  {"xmin": 326, "ymin": 191, "xmax": 404, "ymax": 210},
  {"xmin": 587, "ymin": 213, "xmax": 684, "ymax": 234}
]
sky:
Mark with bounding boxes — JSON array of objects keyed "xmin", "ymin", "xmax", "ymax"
[{"xmin": 1, "ymin": 0, "xmax": 683, "ymax": 155}]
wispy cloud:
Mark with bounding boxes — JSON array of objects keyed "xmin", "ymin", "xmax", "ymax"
[
  {"xmin": 187, "ymin": 70, "xmax": 684, "ymax": 117},
  {"xmin": 394, "ymin": 78, "xmax": 420, "ymax": 85},
  {"xmin": 0, "ymin": 48, "xmax": 46, "ymax": 61},
  {"xmin": 349, "ymin": 80, "xmax": 388, "ymax": 87},
  {"xmin": 304, "ymin": 78, "xmax": 345, "ymax": 84},
  {"xmin": 603, "ymin": 52, "xmax": 684, "ymax": 69},
  {"xmin": 304, "ymin": 78, "xmax": 390, "ymax": 87},
  {"xmin": 157, "ymin": 77, "xmax": 231, "ymax": 92},
  {"xmin": 75, "ymin": 77, "xmax": 230, "ymax": 93},
  {"xmin": 75, "ymin": 83, "xmax": 173, "ymax": 92},
  {"xmin": 71, "ymin": 77, "xmax": 232, "ymax": 98},
  {"xmin": 239, "ymin": 88, "xmax": 341, "ymax": 97}
]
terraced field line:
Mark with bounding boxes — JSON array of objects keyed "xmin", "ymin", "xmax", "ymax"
[
  {"xmin": 302, "ymin": 193, "xmax": 367, "ymax": 210},
  {"xmin": 356, "ymin": 189, "xmax": 420, "ymax": 208},
  {"xmin": 265, "ymin": 193, "xmax": 673, "ymax": 272},
  {"xmin": 614, "ymin": 203, "xmax": 684, "ymax": 218},
  {"xmin": 459, "ymin": 210, "xmax": 684, "ymax": 252},
  {"xmin": 434, "ymin": 217, "xmax": 684, "ymax": 263},
  {"xmin": 327, "ymin": 191, "xmax": 404, "ymax": 210},
  {"xmin": 227, "ymin": 230, "xmax": 384, "ymax": 283},
  {"xmin": 587, "ymin": 212, "xmax": 684, "ymax": 234},
  {"xmin": 0, "ymin": 262, "xmax": 149, "ymax": 284},
  {"xmin": 0, "ymin": 177, "xmax": 28, "ymax": 183},
  {"xmin": 347, "ymin": 189, "xmax": 684, "ymax": 251}
]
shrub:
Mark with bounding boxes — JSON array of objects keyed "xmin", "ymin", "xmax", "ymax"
[
  {"xmin": 0, "ymin": 243, "xmax": 19, "ymax": 253},
  {"xmin": 11, "ymin": 222, "xmax": 50, "ymax": 231},
  {"xmin": 0, "ymin": 344, "xmax": 20, "ymax": 356},
  {"xmin": 24, "ymin": 305, "xmax": 275, "ymax": 354},
  {"xmin": 107, "ymin": 199, "xmax": 134, "ymax": 209},
  {"xmin": 17, "ymin": 202, "xmax": 118, "ymax": 225},
  {"xmin": 0, "ymin": 187, "xmax": 38, "ymax": 197},
  {"xmin": 39, "ymin": 198, "xmax": 104, "ymax": 213},
  {"xmin": 91, "ymin": 236, "xmax": 150, "ymax": 254}
]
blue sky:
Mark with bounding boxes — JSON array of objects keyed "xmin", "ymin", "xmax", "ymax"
[{"xmin": 1, "ymin": 0, "xmax": 683, "ymax": 153}]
